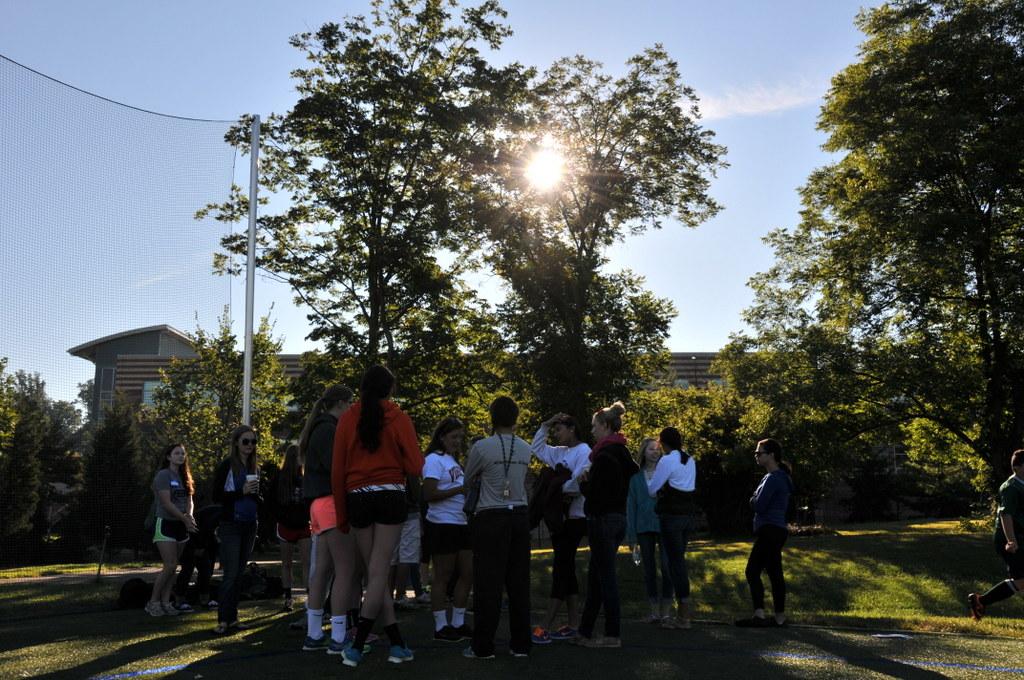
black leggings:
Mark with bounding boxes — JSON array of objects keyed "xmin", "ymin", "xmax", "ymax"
[
  {"xmin": 550, "ymin": 518, "xmax": 587, "ymax": 599},
  {"xmin": 745, "ymin": 524, "xmax": 788, "ymax": 613}
]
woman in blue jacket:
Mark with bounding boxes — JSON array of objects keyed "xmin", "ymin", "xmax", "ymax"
[
  {"xmin": 735, "ymin": 438, "xmax": 793, "ymax": 628},
  {"xmin": 626, "ymin": 438, "xmax": 671, "ymax": 624}
]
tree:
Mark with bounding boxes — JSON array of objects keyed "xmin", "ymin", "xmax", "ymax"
[
  {"xmin": 0, "ymin": 372, "xmax": 45, "ymax": 541},
  {"xmin": 200, "ymin": 0, "xmax": 531, "ymax": 417},
  {"xmin": 78, "ymin": 396, "xmax": 148, "ymax": 550},
  {"xmin": 150, "ymin": 312, "xmax": 290, "ymax": 485},
  {"xmin": 727, "ymin": 0, "xmax": 1024, "ymax": 492},
  {"xmin": 488, "ymin": 47, "xmax": 726, "ymax": 423}
]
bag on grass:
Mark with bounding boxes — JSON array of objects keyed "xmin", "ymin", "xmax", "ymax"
[{"xmin": 117, "ymin": 577, "xmax": 153, "ymax": 609}]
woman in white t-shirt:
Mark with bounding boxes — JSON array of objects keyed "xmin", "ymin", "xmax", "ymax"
[
  {"xmin": 530, "ymin": 412, "xmax": 591, "ymax": 643},
  {"xmin": 421, "ymin": 417, "xmax": 473, "ymax": 642}
]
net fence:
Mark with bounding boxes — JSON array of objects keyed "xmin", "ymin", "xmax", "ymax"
[{"xmin": 0, "ymin": 54, "xmax": 236, "ymax": 578}]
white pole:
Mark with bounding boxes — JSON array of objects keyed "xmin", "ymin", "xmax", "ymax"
[{"xmin": 242, "ymin": 115, "xmax": 260, "ymax": 426}]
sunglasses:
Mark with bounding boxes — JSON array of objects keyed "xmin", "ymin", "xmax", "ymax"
[{"xmin": 240, "ymin": 438, "xmax": 257, "ymax": 446}]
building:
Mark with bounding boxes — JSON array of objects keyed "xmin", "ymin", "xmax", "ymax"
[
  {"xmin": 666, "ymin": 352, "xmax": 721, "ymax": 388},
  {"xmin": 68, "ymin": 325, "xmax": 302, "ymax": 417}
]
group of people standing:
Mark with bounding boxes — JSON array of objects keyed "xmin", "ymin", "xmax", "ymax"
[{"xmin": 146, "ymin": 363, "xmax": 798, "ymax": 664}]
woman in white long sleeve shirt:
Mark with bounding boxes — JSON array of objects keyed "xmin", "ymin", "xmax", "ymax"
[
  {"xmin": 646, "ymin": 427, "xmax": 699, "ymax": 630},
  {"xmin": 530, "ymin": 413, "xmax": 591, "ymax": 643}
]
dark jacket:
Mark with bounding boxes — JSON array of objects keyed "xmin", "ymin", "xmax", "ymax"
[
  {"xmin": 211, "ymin": 458, "xmax": 261, "ymax": 523},
  {"xmin": 302, "ymin": 413, "xmax": 338, "ymax": 500},
  {"xmin": 581, "ymin": 443, "xmax": 638, "ymax": 517},
  {"xmin": 268, "ymin": 467, "xmax": 311, "ymax": 529},
  {"xmin": 529, "ymin": 464, "xmax": 573, "ymax": 533}
]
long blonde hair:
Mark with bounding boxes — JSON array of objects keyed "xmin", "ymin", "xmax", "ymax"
[{"xmin": 593, "ymin": 401, "xmax": 626, "ymax": 432}]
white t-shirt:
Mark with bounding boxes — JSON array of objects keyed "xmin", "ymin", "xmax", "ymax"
[
  {"xmin": 647, "ymin": 450, "xmax": 696, "ymax": 496},
  {"xmin": 531, "ymin": 426, "xmax": 591, "ymax": 519},
  {"xmin": 422, "ymin": 451, "xmax": 467, "ymax": 525}
]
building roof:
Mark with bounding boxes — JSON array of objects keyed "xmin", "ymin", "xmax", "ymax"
[{"xmin": 67, "ymin": 324, "xmax": 192, "ymax": 362}]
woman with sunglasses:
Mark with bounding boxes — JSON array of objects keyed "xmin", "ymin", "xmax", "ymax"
[
  {"xmin": 735, "ymin": 438, "xmax": 793, "ymax": 628},
  {"xmin": 212, "ymin": 425, "xmax": 263, "ymax": 634}
]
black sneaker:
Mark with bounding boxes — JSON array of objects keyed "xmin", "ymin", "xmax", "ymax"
[
  {"xmin": 454, "ymin": 623, "xmax": 474, "ymax": 639},
  {"xmin": 967, "ymin": 593, "xmax": 985, "ymax": 621},
  {"xmin": 434, "ymin": 625, "xmax": 462, "ymax": 642},
  {"xmin": 735, "ymin": 616, "xmax": 772, "ymax": 628}
]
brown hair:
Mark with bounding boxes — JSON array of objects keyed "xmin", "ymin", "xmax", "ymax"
[
  {"xmin": 158, "ymin": 442, "xmax": 195, "ymax": 495},
  {"xmin": 1011, "ymin": 449, "xmax": 1024, "ymax": 470},
  {"xmin": 277, "ymin": 443, "xmax": 302, "ymax": 507},
  {"xmin": 298, "ymin": 384, "xmax": 353, "ymax": 458},
  {"xmin": 228, "ymin": 425, "xmax": 258, "ymax": 474},
  {"xmin": 593, "ymin": 401, "xmax": 626, "ymax": 432}
]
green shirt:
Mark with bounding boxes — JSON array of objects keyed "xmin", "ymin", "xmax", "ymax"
[{"xmin": 995, "ymin": 475, "xmax": 1024, "ymax": 542}]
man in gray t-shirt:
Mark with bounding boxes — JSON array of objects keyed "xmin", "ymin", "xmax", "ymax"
[{"xmin": 464, "ymin": 433, "xmax": 531, "ymax": 511}]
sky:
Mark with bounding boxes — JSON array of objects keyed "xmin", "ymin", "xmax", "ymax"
[{"xmin": 0, "ymin": 0, "xmax": 878, "ymax": 403}]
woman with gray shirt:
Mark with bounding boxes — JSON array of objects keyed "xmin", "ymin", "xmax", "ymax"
[
  {"xmin": 146, "ymin": 443, "xmax": 197, "ymax": 617},
  {"xmin": 462, "ymin": 396, "xmax": 533, "ymax": 660}
]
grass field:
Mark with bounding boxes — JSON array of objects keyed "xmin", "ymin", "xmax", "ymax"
[{"xmin": 2, "ymin": 519, "xmax": 1023, "ymax": 679}]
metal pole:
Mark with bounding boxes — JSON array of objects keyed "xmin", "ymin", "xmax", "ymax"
[{"xmin": 242, "ymin": 115, "xmax": 260, "ymax": 426}]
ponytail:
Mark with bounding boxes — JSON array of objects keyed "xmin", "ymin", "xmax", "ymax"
[
  {"xmin": 357, "ymin": 365, "xmax": 395, "ymax": 452},
  {"xmin": 298, "ymin": 384, "xmax": 353, "ymax": 458}
]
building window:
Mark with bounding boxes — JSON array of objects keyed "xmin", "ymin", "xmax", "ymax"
[
  {"xmin": 99, "ymin": 367, "xmax": 115, "ymax": 411},
  {"xmin": 142, "ymin": 380, "xmax": 161, "ymax": 407}
]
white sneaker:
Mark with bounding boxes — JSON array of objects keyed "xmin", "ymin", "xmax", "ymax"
[{"xmin": 145, "ymin": 602, "xmax": 165, "ymax": 617}]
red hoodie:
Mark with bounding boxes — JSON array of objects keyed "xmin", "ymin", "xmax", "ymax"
[{"xmin": 331, "ymin": 400, "xmax": 424, "ymax": 531}]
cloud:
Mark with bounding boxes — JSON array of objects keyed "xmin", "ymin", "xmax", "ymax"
[{"xmin": 696, "ymin": 79, "xmax": 826, "ymax": 121}]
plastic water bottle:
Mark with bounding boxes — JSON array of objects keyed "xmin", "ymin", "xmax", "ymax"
[{"xmin": 632, "ymin": 545, "xmax": 641, "ymax": 566}]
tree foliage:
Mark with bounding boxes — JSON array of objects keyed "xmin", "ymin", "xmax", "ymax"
[
  {"xmin": 78, "ymin": 396, "xmax": 148, "ymax": 550},
  {"xmin": 488, "ymin": 47, "xmax": 726, "ymax": 423},
  {"xmin": 150, "ymin": 312, "xmax": 290, "ymax": 486},
  {"xmin": 0, "ymin": 366, "xmax": 44, "ymax": 539},
  {"xmin": 723, "ymin": 0, "xmax": 1024, "ymax": 495}
]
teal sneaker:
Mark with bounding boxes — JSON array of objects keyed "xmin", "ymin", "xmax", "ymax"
[{"xmin": 387, "ymin": 645, "xmax": 414, "ymax": 663}]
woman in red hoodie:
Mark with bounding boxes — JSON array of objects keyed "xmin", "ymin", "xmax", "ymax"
[{"xmin": 332, "ymin": 365, "xmax": 424, "ymax": 667}]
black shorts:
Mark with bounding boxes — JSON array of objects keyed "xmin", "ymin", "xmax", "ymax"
[
  {"xmin": 997, "ymin": 537, "xmax": 1024, "ymax": 579},
  {"xmin": 425, "ymin": 520, "xmax": 471, "ymax": 555},
  {"xmin": 346, "ymin": 490, "xmax": 407, "ymax": 529},
  {"xmin": 153, "ymin": 517, "xmax": 189, "ymax": 543}
]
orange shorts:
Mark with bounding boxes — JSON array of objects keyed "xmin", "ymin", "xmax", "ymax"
[{"xmin": 309, "ymin": 496, "xmax": 337, "ymax": 536}]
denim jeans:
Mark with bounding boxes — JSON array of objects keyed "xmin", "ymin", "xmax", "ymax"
[
  {"xmin": 636, "ymin": 531, "xmax": 672, "ymax": 602},
  {"xmin": 217, "ymin": 520, "xmax": 257, "ymax": 624},
  {"xmin": 579, "ymin": 513, "xmax": 626, "ymax": 639},
  {"xmin": 659, "ymin": 513, "xmax": 693, "ymax": 602}
]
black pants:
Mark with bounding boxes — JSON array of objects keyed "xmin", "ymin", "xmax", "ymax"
[
  {"xmin": 175, "ymin": 541, "xmax": 217, "ymax": 600},
  {"xmin": 471, "ymin": 508, "xmax": 531, "ymax": 656},
  {"xmin": 550, "ymin": 517, "xmax": 586, "ymax": 599},
  {"xmin": 745, "ymin": 524, "xmax": 788, "ymax": 612},
  {"xmin": 579, "ymin": 513, "xmax": 626, "ymax": 639}
]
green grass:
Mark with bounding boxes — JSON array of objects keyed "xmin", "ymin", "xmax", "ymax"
[
  {"xmin": 0, "ymin": 562, "xmax": 152, "ymax": 580},
  {"xmin": 1, "ymin": 519, "xmax": 1022, "ymax": 679}
]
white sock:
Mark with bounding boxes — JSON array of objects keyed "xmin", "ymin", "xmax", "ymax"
[
  {"xmin": 330, "ymin": 615, "xmax": 346, "ymax": 643},
  {"xmin": 433, "ymin": 610, "xmax": 448, "ymax": 631},
  {"xmin": 307, "ymin": 608, "xmax": 324, "ymax": 639},
  {"xmin": 451, "ymin": 607, "xmax": 466, "ymax": 628}
]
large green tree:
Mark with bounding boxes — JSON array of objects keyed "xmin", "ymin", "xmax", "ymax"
[
  {"xmin": 488, "ymin": 47, "xmax": 726, "ymax": 424},
  {"xmin": 78, "ymin": 397, "xmax": 149, "ymax": 550},
  {"xmin": 0, "ymin": 364, "xmax": 44, "ymax": 541},
  {"xmin": 201, "ymin": 0, "xmax": 531, "ymax": 421},
  {"xmin": 150, "ymin": 313, "xmax": 290, "ymax": 485},
  {"xmin": 726, "ymin": 0, "xmax": 1024, "ymax": 492}
]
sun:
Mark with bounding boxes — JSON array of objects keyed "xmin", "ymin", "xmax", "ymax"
[{"xmin": 524, "ymin": 135, "xmax": 565, "ymax": 191}]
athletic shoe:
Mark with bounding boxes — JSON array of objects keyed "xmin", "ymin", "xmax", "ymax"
[
  {"xmin": 302, "ymin": 635, "xmax": 328, "ymax": 651},
  {"xmin": 289, "ymin": 619, "xmax": 306, "ymax": 630},
  {"xmin": 144, "ymin": 601, "xmax": 165, "ymax": 617},
  {"xmin": 343, "ymin": 629, "xmax": 379, "ymax": 645},
  {"xmin": 462, "ymin": 646, "xmax": 494, "ymax": 659},
  {"xmin": 387, "ymin": 645, "xmax": 414, "ymax": 663},
  {"xmin": 283, "ymin": 598, "xmax": 294, "ymax": 611},
  {"xmin": 642, "ymin": 613, "xmax": 661, "ymax": 624},
  {"xmin": 735, "ymin": 616, "xmax": 772, "ymax": 628},
  {"xmin": 175, "ymin": 602, "xmax": 194, "ymax": 613},
  {"xmin": 530, "ymin": 626, "xmax": 552, "ymax": 644},
  {"xmin": 206, "ymin": 599, "xmax": 219, "ymax": 609},
  {"xmin": 434, "ymin": 625, "xmax": 462, "ymax": 642},
  {"xmin": 968, "ymin": 593, "xmax": 985, "ymax": 621},
  {"xmin": 328, "ymin": 639, "xmax": 347, "ymax": 655},
  {"xmin": 509, "ymin": 648, "xmax": 529, "ymax": 658},
  {"xmin": 454, "ymin": 623, "xmax": 474, "ymax": 639},
  {"xmin": 660, "ymin": 616, "xmax": 690, "ymax": 630},
  {"xmin": 341, "ymin": 646, "xmax": 363, "ymax": 668},
  {"xmin": 550, "ymin": 625, "xmax": 577, "ymax": 640},
  {"xmin": 414, "ymin": 592, "xmax": 432, "ymax": 605},
  {"xmin": 161, "ymin": 602, "xmax": 182, "ymax": 616}
]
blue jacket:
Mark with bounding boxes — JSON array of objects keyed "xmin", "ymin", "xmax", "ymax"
[
  {"xmin": 627, "ymin": 471, "xmax": 661, "ymax": 542},
  {"xmin": 752, "ymin": 469, "xmax": 794, "ymax": 532}
]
